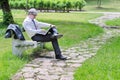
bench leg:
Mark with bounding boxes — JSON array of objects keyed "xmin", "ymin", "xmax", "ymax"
[{"xmin": 12, "ymin": 39, "xmax": 25, "ymax": 56}]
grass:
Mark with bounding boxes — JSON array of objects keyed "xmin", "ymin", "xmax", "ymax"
[
  {"xmin": 105, "ymin": 18, "xmax": 120, "ymax": 27},
  {"xmin": 0, "ymin": 36, "xmax": 31, "ymax": 79},
  {"xmin": 0, "ymin": 10, "xmax": 103, "ymax": 79},
  {"xmin": 74, "ymin": 36, "xmax": 120, "ymax": 80},
  {"xmin": 83, "ymin": 0, "xmax": 120, "ymax": 12}
]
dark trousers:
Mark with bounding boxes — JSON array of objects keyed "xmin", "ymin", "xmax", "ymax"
[{"xmin": 31, "ymin": 28, "xmax": 61, "ymax": 56}]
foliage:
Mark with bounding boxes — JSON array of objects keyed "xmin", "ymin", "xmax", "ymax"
[
  {"xmin": 9, "ymin": 0, "xmax": 86, "ymax": 12},
  {"xmin": 74, "ymin": 36, "xmax": 120, "ymax": 80}
]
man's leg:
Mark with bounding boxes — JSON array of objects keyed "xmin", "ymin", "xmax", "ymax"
[
  {"xmin": 31, "ymin": 34, "xmax": 52, "ymax": 42},
  {"xmin": 51, "ymin": 39, "xmax": 67, "ymax": 60},
  {"xmin": 32, "ymin": 34, "xmax": 67, "ymax": 60},
  {"xmin": 49, "ymin": 27, "xmax": 63, "ymax": 38},
  {"xmin": 48, "ymin": 27, "xmax": 57, "ymax": 34}
]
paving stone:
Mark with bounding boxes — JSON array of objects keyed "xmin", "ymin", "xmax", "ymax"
[
  {"xmin": 38, "ymin": 71, "xmax": 49, "ymax": 75},
  {"xmin": 82, "ymin": 54, "xmax": 92, "ymax": 58},
  {"xmin": 21, "ymin": 67, "xmax": 34, "ymax": 72},
  {"xmin": 63, "ymin": 67, "xmax": 75, "ymax": 72},
  {"xmin": 47, "ymin": 75, "xmax": 60, "ymax": 80},
  {"xmin": 11, "ymin": 72, "xmax": 23, "ymax": 80},
  {"xmin": 25, "ymin": 78, "xmax": 35, "ymax": 80},
  {"xmin": 36, "ymin": 75, "xmax": 49, "ymax": 80},
  {"xmin": 70, "ymin": 63, "xmax": 82, "ymax": 68},
  {"xmin": 66, "ymin": 59, "xmax": 84, "ymax": 64},
  {"xmin": 41, "ymin": 61, "xmax": 53, "ymax": 66},
  {"xmin": 60, "ymin": 75, "xmax": 73, "ymax": 80},
  {"xmin": 23, "ymin": 72, "xmax": 35, "ymax": 78},
  {"xmin": 48, "ymin": 70, "xmax": 62, "ymax": 75},
  {"xmin": 36, "ymin": 74, "xmax": 60, "ymax": 80},
  {"xmin": 34, "ymin": 68, "xmax": 46, "ymax": 73},
  {"xmin": 55, "ymin": 62, "xmax": 67, "ymax": 67},
  {"xmin": 36, "ymin": 69, "xmax": 48, "ymax": 75},
  {"xmin": 25, "ymin": 64, "xmax": 39, "ymax": 68}
]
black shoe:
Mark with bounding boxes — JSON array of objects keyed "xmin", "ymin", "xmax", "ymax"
[
  {"xmin": 56, "ymin": 55, "xmax": 67, "ymax": 60},
  {"xmin": 51, "ymin": 34, "xmax": 63, "ymax": 39}
]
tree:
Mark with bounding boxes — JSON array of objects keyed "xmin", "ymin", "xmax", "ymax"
[
  {"xmin": 39, "ymin": 0, "xmax": 44, "ymax": 12},
  {"xmin": 0, "ymin": 0, "xmax": 14, "ymax": 25},
  {"xmin": 26, "ymin": 0, "xmax": 29, "ymax": 11},
  {"xmin": 66, "ymin": 1, "xmax": 72, "ymax": 13},
  {"xmin": 97, "ymin": 0, "xmax": 102, "ymax": 8}
]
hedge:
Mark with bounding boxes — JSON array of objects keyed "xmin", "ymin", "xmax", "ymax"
[{"xmin": 9, "ymin": 0, "xmax": 86, "ymax": 12}]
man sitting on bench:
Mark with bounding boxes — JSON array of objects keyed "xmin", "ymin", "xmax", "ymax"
[{"xmin": 23, "ymin": 8, "xmax": 67, "ymax": 60}]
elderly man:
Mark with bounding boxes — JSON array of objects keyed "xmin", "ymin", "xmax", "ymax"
[{"xmin": 23, "ymin": 8, "xmax": 67, "ymax": 60}]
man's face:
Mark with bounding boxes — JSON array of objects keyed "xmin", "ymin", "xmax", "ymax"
[
  {"xmin": 31, "ymin": 14, "xmax": 37, "ymax": 19},
  {"xmin": 33, "ymin": 15, "xmax": 37, "ymax": 19}
]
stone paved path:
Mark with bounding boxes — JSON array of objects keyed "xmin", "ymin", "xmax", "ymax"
[{"xmin": 11, "ymin": 13, "xmax": 120, "ymax": 80}]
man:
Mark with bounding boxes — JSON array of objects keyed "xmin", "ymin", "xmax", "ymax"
[{"xmin": 23, "ymin": 8, "xmax": 67, "ymax": 60}]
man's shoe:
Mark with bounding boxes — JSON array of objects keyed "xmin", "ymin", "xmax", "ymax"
[
  {"xmin": 56, "ymin": 55, "xmax": 67, "ymax": 60},
  {"xmin": 51, "ymin": 34, "xmax": 63, "ymax": 39}
]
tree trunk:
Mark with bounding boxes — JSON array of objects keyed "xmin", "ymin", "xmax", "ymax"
[
  {"xmin": 25, "ymin": 0, "xmax": 29, "ymax": 13},
  {"xmin": 26, "ymin": 0, "xmax": 28, "ymax": 11},
  {"xmin": 97, "ymin": 0, "xmax": 102, "ymax": 8},
  {"xmin": 0, "ymin": 0, "xmax": 14, "ymax": 25}
]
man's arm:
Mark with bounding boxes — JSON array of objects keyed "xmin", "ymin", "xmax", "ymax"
[
  {"xmin": 23, "ymin": 21, "xmax": 48, "ymax": 37},
  {"xmin": 23, "ymin": 21, "xmax": 40, "ymax": 32},
  {"xmin": 36, "ymin": 20, "xmax": 51, "ymax": 28}
]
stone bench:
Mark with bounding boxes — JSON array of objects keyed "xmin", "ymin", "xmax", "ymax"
[{"xmin": 5, "ymin": 24, "xmax": 44, "ymax": 56}]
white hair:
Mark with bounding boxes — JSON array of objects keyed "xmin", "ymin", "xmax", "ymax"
[{"xmin": 28, "ymin": 8, "xmax": 37, "ymax": 15}]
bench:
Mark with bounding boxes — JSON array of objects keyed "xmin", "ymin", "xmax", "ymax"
[{"xmin": 5, "ymin": 24, "xmax": 44, "ymax": 56}]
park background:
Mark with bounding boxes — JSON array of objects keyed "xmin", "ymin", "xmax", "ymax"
[{"xmin": 0, "ymin": 0, "xmax": 120, "ymax": 80}]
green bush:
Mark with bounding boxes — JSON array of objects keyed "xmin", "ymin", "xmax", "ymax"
[
  {"xmin": 9, "ymin": 0, "xmax": 87, "ymax": 12},
  {"xmin": 38, "ymin": 0, "xmax": 44, "ymax": 11},
  {"xmin": 78, "ymin": 0, "xmax": 86, "ymax": 11},
  {"xmin": 66, "ymin": 1, "xmax": 72, "ymax": 12}
]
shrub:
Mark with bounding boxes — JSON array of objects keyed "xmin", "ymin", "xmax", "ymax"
[{"xmin": 9, "ymin": 0, "xmax": 87, "ymax": 12}]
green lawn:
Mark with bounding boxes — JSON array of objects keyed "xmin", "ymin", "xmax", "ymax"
[
  {"xmin": 105, "ymin": 18, "xmax": 120, "ymax": 27},
  {"xmin": 74, "ymin": 36, "xmax": 120, "ymax": 80},
  {"xmin": 0, "ymin": 34, "xmax": 31, "ymax": 79},
  {"xmin": 84, "ymin": 0, "xmax": 120, "ymax": 12},
  {"xmin": 0, "ymin": 10, "xmax": 103, "ymax": 80}
]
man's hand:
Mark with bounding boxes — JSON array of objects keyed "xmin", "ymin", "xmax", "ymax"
[{"xmin": 50, "ymin": 25, "xmax": 56, "ymax": 28}]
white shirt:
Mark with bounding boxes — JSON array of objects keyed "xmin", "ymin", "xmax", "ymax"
[{"xmin": 23, "ymin": 16, "xmax": 51, "ymax": 38}]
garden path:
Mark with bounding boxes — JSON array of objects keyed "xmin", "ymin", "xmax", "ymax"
[{"xmin": 12, "ymin": 12, "xmax": 120, "ymax": 80}]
